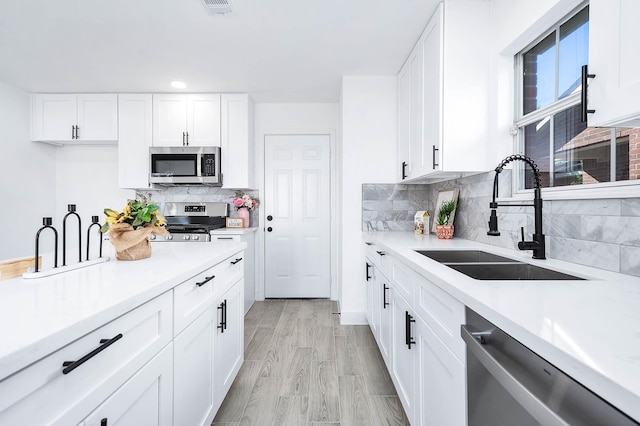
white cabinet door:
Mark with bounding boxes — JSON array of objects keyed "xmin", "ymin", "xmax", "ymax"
[
  {"xmin": 408, "ymin": 46, "xmax": 425, "ymax": 178},
  {"xmin": 153, "ymin": 94, "xmax": 222, "ymax": 147},
  {"xmin": 187, "ymin": 94, "xmax": 221, "ymax": 146},
  {"xmin": 31, "ymin": 94, "xmax": 118, "ymax": 143},
  {"xmin": 397, "ymin": 64, "xmax": 411, "ymax": 181},
  {"xmin": 118, "ymin": 94, "xmax": 152, "ymax": 189},
  {"xmin": 31, "ymin": 94, "xmax": 77, "ymax": 141},
  {"xmin": 214, "ymin": 279, "xmax": 244, "ymax": 410},
  {"xmin": 588, "ymin": 0, "xmax": 640, "ymax": 127},
  {"xmin": 173, "ymin": 307, "xmax": 216, "ymax": 426},
  {"xmin": 391, "ymin": 291, "xmax": 417, "ymax": 425},
  {"xmin": 416, "ymin": 316, "xmax": 465, "ymax": 426},
  {"xmin": 379, "ymin": 279, "xmax": 392, "ymax": 365},
  {"xmin": 81, "ymin": 344, "xmax": 173, "ymax": 426},
  {"xmin": 76, "ymin": 94, "xmax": 118, "ymax": 141},
  {"xmin": 421, "ymin": 8, "xmax": 443, "ymax": 173},
  {"xmin": 221, "ymin": 94, "xmax": 254, "ymax": 189},
  {"xmin": 153, "ymin": 94, "xmax": 188, "ymax": 146}
]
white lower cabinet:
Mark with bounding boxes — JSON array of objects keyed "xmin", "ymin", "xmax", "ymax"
[
  {"xmin": 214, "ymin": 279, "xmax": 244, "ymax": 408},
  {"xmin": 363, "ymin": 242, "xmax": 465, "ymax": 426},
  {"xmin": 79, "ymin": 344, "xmax": 174, "ymax": 426},
  {"xmin": 391, "ymin": 291, "xmax": 417, "ymax": 425},
  {"xmin": 416, "ymin": 315, "xmax": 465, "ymax": 426},
  {"xmin": 0, "ymin": 250, "xmax": 246, "ymax": 426},
  {"xmin": 173, "ymin": 308, "xmax": 216, "ymax": 426}
]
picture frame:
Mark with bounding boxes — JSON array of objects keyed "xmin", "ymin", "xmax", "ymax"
[
  {"xmin": 432, "ymin": 187, "xmax": 460, "ymax": 233},
  {"xmin": 226, "ymin": 217, "xmax": 244, "ymax": 228}
]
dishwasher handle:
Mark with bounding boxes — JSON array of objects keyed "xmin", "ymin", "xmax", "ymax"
[{"xmin": 460, "ymin": 325, "xmax": 569, "ymax": 426}]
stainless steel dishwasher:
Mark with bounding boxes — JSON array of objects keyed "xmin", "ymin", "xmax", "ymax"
[{"xmin": 461, "ymin": 307, "xmax": 638, "ymax": 426}]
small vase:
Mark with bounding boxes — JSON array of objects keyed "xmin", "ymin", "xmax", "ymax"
[
  {"xmin": 436, "ymin": 225, "xmax": 454, "ymax": 239},
  {"xmin": 237, "ymin": 207, "xmax": 250, "ymax": 228}
]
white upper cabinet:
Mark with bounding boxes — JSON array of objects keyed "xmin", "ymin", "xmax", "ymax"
[
  {"xmin": 31, "ymin": 94, "xmax": 118, "ymax": 143},
  {"xmin": 221, "ymin": 94, "xmax": 255, "ymax": 189},
  {"xmin": 588, "ymin": 0, "xmax": 640, "ymax": 127},
  {"xmin": 118, "ymin": 94, "xmax": 153, "ymax": 189},
  {"xmin": 153, "ymin": 94, "xmax": 221, "ymax": 147},
  {"xmin": 397, "ymin": 1, "xmax": 491, "ymax": 182}
]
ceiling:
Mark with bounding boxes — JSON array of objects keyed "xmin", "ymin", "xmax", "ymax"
[{"xmin": 0, "ymin": 0, "xmax": 439, "ymax": 102}]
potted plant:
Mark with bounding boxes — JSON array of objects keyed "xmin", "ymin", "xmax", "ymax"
[
  {"xmin": 232, "ymin": 191, "xmax": 259, "ymax": 228},
  {"xmin": 101, "ymin": 195, "xmax": 168, "ymax": 260},
  {"xmin": 435, "ymin": 199, "xmax": 456, "ymax": 239}
]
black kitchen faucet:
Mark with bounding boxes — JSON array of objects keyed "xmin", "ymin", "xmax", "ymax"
[{"xmin": 487, "ymin": 154, "xmax": 546, "ymax": 260}]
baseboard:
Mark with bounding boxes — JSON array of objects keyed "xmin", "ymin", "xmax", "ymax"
[{"xmin": 340, "ymin": 311, "xmax": 367, "ymax": 325}]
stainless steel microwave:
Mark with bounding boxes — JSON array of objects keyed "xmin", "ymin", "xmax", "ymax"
[{"xmin": 149, "ymin": 146, "xmax": 222, "ymax": 185}]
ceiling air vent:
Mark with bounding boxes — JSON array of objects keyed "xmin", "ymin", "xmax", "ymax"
[{"xmin": 200, "ymin": 0, "xmax": 235, "ymax": 15}]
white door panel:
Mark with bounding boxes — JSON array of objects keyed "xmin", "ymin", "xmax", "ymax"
[{"xmin": 265, "ymin": 135, "xmax": 331, "ymax": 298}]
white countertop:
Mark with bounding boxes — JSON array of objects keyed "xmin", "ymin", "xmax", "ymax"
[
  {"xmin": 364, "ymin": 231, "xmax": 640, "ymax": 423},
  {"xmin": 0, "ymin": 241, "xmax": 246, "ymax": 381}
]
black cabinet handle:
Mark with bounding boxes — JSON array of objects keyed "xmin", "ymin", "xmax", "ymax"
[
  {"xmin": 62, "ymin": 333, "xmax": 123, "ymax": 374},
  {"xmin": 182, "ymin": 132, "xmax": 186, "ymax": 145},
  {"xmin": 376, "ymin": 250, "xmax": 385, "ymax": 256},
  {"xmin": 185, "ymin": 131, "xmax": 189, "ymax": 146},
  {"xmin": 101, "ymin": 418, "xmax": 108, "ymax": 426},
  {"xmin": 405, "ymin": 311, "xmax": 415, "ymax": 349},
  {"xmin": 402, "ymin": 161, "xmax": 408, "ymax": 180},
  {"xmin": 365, "ymin": 242, "xmax": 372, "ymax": 246},
  {"xmin": 75, "ymin": 125, "xmax": 79, "ymax": 139},
  {"xmin": 432, "ymin": 145, "xmax": 439, "ymax": 169},
  {"xmin": 230, "ymin": 257, "xmax": 243, "ymax": 265},
  {"xmin": 196, "ymin": 275, "xmax": 215, "ymax": 287},
  {"xmin": 383, "ymin": 284, "xmax": 389, "ymax": 309},
  {"xmin": 366, "ymin": 262, "xmax": 372, "ymax": 281},
  {"xmin": 581, "ymin": 64, "xmax": 596, "ymax": 123},
  {"xmin": 217, "ymin": 299, "xmax": 227, "ymax": 332}
]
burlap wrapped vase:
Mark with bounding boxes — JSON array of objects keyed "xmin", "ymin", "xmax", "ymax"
[{"xmin": 108, "ymin": 223, "xmax": 169, "ymax": 261}]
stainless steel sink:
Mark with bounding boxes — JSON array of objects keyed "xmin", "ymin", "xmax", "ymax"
[
  {"xmin": 446, "ymin": 263, "xmax": 585, "ymax": 281},
  {"xmin": 415, "ymin": 250, "xmax": 516, "ymax": 264},
  {"xmin": 415, "ymin": 249, "xmax": 585, "ymax": 280}
]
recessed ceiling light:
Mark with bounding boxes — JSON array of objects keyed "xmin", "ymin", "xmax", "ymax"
[{"xmin": 171, "ymin": 81, "xmax": 187, "ymax": 89}]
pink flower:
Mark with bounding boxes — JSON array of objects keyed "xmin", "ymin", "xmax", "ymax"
[{"xmin": 233, "ymin": 198, "xmax": 245, "ymax": 208}]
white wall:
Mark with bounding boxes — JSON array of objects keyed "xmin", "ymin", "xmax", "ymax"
[
  {"xmin": 340, "ymin": 76, "xmax": 397, "ymax": 324},
  {"xmin": 253, "ymin": 102, "xmax": 340, "ymax": 301},
  {"xmin": 55, "ymin": 145, "xmax": 134, "ymax": 258},
  {"xmin": 0, "ymin": 81, "xmax": 57, "ymax": 261}
]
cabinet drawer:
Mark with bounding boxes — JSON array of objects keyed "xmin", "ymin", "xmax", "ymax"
[
  {"xmin": 387, "ymin": 257, "xmax": 415, "ymax": 303},
  {"xmin": 173, "ymin": 251, "xmax": 244, "ymax": 335},
  {"xmin": 0, "ymin": 291, "xmax": 173, "ymax": 426},
  {"xmin": 414, "ymin": 277, "xmax": 465, "ymax": 361}
]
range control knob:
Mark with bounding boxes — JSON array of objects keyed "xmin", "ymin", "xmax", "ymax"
[
  {"xmin": 183, "ymin": 235, "xmax": 191, "ymax": 240},
  {"xmin": 149, "ymin": 234, "xmax": 156, "ymax": 240},
  {"xmin": 167, "ymin": 234, "xmax": 173, "ymax": 240},
  {"xmin": 193, "ymin": 235, "xmax": 200, "ymax": 240}
]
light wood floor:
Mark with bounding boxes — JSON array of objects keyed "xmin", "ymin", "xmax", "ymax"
[{"xmin": 212, "ymin": 299, "xmax": 410, "ymax": 426}]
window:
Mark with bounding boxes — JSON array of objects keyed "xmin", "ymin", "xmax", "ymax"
[{"xmin": 515, "ymin": 4, "xmax": 640, "ymax": 191}]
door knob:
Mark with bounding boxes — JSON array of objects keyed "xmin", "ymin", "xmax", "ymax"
[
  {"xmin": 267, "ymin": 227, "xmax": 273, "ymax": 232},
  {"xmin": 267, "ymin": 215, "xmax": 273, "ymax": 221}
]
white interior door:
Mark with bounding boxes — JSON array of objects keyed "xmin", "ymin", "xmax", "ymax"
[{"xmin": 264, "ymin": 135, "xmax": 331, "ymax": 298}]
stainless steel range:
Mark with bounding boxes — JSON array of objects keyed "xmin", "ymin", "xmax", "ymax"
[{"xmin": 151, "ymin": 202, "xmax": 228, "ymax": 242}]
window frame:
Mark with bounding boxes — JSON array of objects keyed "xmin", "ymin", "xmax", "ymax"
[{"xmin": 510, "ymin": 2, "xmax": 640, "ymax": 200}]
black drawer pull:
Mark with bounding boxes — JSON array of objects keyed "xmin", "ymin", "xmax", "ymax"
[
  {"xmin": 217, "ymin": 299, "xmax": 227, "ymax": 332},
  {"xmin": 405, "ymin": 311, "xmax": 415, "ymax": 349},
  {"xmin": 230, "ymin": 257, "xmax": 243, "ymax": 265},
  {"xmin": 383, "ymin": 284, "xmax": 389, "ymax": 308},
  {"xmin": 196, "ymin": 275, "xmax": 215, "ymax": 287},
  {"xmin": 365, "ymin": 262, "xmax": 372, "ymax": 281},
  {"xmin": 101, "ymin": 418, "xmax": 108, "ymax": 426},
  {"xmin": 376, "ymin": 251, "xmax": 385, "ymax": 256},
  {"xmin": 62, "ymin": 333, "xmax": 123, "ymax": 374}
]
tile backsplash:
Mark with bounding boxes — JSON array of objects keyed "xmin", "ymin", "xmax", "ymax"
[
  {"xmin": 364, "ymin": 171, "xmax": 640, "ymax": 277},
  {"xmin": 136, "ymin": 187, "xmax": 260, "ymax": 226}
]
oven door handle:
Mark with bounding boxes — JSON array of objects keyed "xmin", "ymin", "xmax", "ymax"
[{"xmin": 460, "ymin": 325, "xmax": 569, "ymax": 426}]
